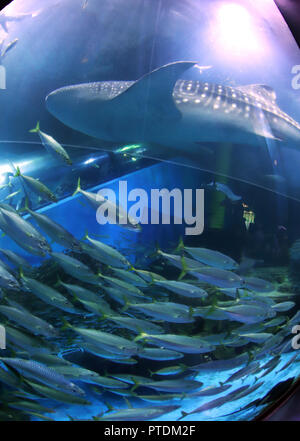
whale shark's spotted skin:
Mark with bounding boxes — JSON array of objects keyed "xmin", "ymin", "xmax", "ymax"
[
  {"xmin": 46, "ymin": 61, "xmax": 300, "ymax": 148},
  {"xmin": 174, "ymin": 80, "xmax": 300, "ymax": 132}
]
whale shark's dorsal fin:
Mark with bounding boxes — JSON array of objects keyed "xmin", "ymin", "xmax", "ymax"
[
  {"xmin": 236, "ymin": 84, "xmax": 277, "ymax": 103},
  {"xmin": 110, "ymin": 61, "xmax": 197, "ymax": 122}
]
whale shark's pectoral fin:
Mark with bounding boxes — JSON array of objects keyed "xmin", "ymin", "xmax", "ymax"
[
  {"xmin": 110, "ymin": 61, "xmax": 197, "ymax": 122},
  {"xmin": 236, "ymin": 84, "xmax": 277, "ymax": 103}
]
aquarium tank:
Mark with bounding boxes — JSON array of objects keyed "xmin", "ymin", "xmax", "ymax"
[{"xmin": 0, "ymin": 0, "xmax": 300, "ymax": 422}]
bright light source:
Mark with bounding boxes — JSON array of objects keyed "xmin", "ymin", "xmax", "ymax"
[
  {"xmin": 0, "ymin": 160, "xmax": 31, "ymax": 184},
  {"xmin": 84, "ymin": 158, "xmax": 96, "ymax": 165},
  {"xmin": 215, "ymin": 3, "xmax": 263, "ymax": 59}
]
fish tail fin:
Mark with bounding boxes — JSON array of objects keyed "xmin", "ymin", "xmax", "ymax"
[
  {"xmin": 82, "ymin": 230, "xmax": 89, "ymax": 241},
  {"xmin": 130, "ymin": 380, "xmax": 141, "ymax": 393},
  {"xmin": 148, "ymin": 369, "xmax": 154, "ymax": 377},
  {"xmin": 148, "ymin": 242, "xmax": 161, "ymax": 259},
  {"xmin": 188, "ymin": 306, "xmax": 194, "ymax": 319},
  {"xmin": 219, "ymin": 381, "xmax": 224, "ymax": 387},
  {"xmin": 123, "ymin": 397, "xmax": 132, "ymax": 409},
  {"xmin": 61, "ymin": 318, "xmax": 72, "ymax": 331},
  {"xmin": 23, "ymin": 197, "xmax": 30, "ymax": 212},
  {"xmin": 29, "ymin": 121, "xmax": 40, "ymax": 133},
  {"xmin": 19, "ymin": 267, "xmax": 24, "ymax": 279},
  {"xmin": 104, "ymin": 401, "xmax": 115, "ymax": 412},
  {"xmin": 121, "ymin": 298, "xmax": 130, "ymax": 312},
  {"xmin": 72, "ymin": 178, "xmax": 81, "ymax": 197},
  {"xmin": 17, "ymin": 197, "xmax": 30, "ymax": 215},
  {"xmin": 97, "ymin": 312, "xmax": 108, "ymax": 321},
  {"xmin": 178, "ymin": 256, "xmax": 188, "ymax": 280},
  {"xmin": 178, "ymin": 410, "xmax": 188, "ymax": 421},
  {"xmin": 174, "ymin": 236, "xmax": 185, "ymax": 253},
  {"xmin": 13, "ymin": 166, "xmax": 21, "ymax": 178},
  {"xmin": 54, "ymin": 275, "xmax": 62, "ymax": 288},
  {"xmin": 133, "ymin": 332, "xmax": 147, "ymax": 343},
  {"xmin": 129, "ymin": 265, "xmax": 136, "ymax": 273}
]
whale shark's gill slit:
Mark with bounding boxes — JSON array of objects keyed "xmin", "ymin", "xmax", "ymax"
[{"xmin": 1, "ymin": 139, "xmax": 299, "ymax": 203}]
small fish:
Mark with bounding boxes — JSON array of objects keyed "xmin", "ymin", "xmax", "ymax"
[
  {"xmin": 24, "ymin": 200, "xmax": 81, "ymax": 251},
  {"xmin": 235, "ymin": 332, "xmax": 273, "ymax": 344},
  {"xmin": 22, "ymin": 381, "xmax": 91, "ymax": 406},
  {"xmin": 153, "ymin": 280, "xmax": 207, "ymax": 299},
  {"xmin": 224, "ymin": 361, "xmax": 260, "ymax": 383},
  {"xmin": 190, "ymin": 353, "xmax": 250, "ymax": 372},
  {"xmin": 127, "ymin": 301, "xmax": 195, "ymax": 323},
  {"xmin": 96, "ymin": 405, "xmax": 180, "ymax": 421},
  {"xmin": 30, "ymin": 122, "xmax": 72, "ymax": 165},
  {"xmin": 271, "ymin": 301, "xmax": 295, "ymax": 312},
  {"xmin": 2, "ymin": 190, "xmax": 21, "ymax": 201},
  {"xmin": 260, "ymin": 355, "xmax": 281, "ymax": 371},
  {"xmin": 100, "ymin": 273, "xmax": 144, "ymax": 298},
  {"xmin": 178, "ymin": 240, "xmax": 238, "ymax": 270},
  {"xmin": 243, "ymin": 277, "xmax": 274, "ymax": 293},
  {"xmin": 8, "ymin": 400, "xmax": 54, "ymax": 415},
  {"xmin": 0, "ymin": 305, "xmax": 58, "ymax": 338},
  {"xmin": 104, "ymin": 315, "xmax": 164, "ymax": 335},
  {"xmin": 207, "ymin": 181, "xmax": 242, "ymax": 202},
  {"xmin": 20, "ymin": 272, "xmax": 80, "ymax": 314},
  {"xmin": 82, "ymin": 232, "xmax": 130, "ymax": 268},
  {"xmin": 54, "ymin": 365, "xmax": 129, "ymax": 389},
  {"xmin": 136, "ymin": 333, "xmax": 215, "ymax": 354},
  {"xmin": 0, "ymin": 363, "xmax": 21, "ymax": 388},
  {"xmin": 0, "ymin": 204, "xmax": 51, "ymax": 256},
  {"xmin": 150, "ymin": 364, "xmax": 187, "ymax": 376},
  {"xmin": 136, "ymin": 393, "xmax": 184, "ymax": 403},
  {"xmin": 51, "ymin": 252, "xmax": 99, "ymax": 284},
  {"xmin": 64, "ymin": 321, "xmax": 140, "ymax": 356},
  {"xmin": 180, "ymin": 385, "xmax": 250, "ymax": 419},
  {"xmin": 81, "ymin": 342, "xmax": 137, "ymax": 365},
  {"xmin": 143, "ymin": 379, "xmax": 203, "ymax": 393},
  {"xmin": 57, "ymin": 280, "xmax": 100, "ymax": 304},
  {"xmin": 5, "ymin": 325, "xmax": 57, "ymax": 354},
  {"xmin": 73, "ymin": 178, "xmax": 141, "ymax": 232},
  {"xmin": 132, "ymin": 268, "xmax": 166, "ymax": 282},
  {"xmin": 157, "ymin": 249, "xmax": 205, "ymax": 276},
  {"xmin": 188, "ymin": 384, "xmax": 232, "ymax": 397},
  {"xmin": 108, "ymin": 374, "xmax": 153, "ymax": 386},
  {"xmin": 109, "ymin": 267, "xmax": 148, "ymax": 287},
  {"xmin": 137, "ymin": 347, "xmax": 184, "ymax": 361},
  {"xmin": 276, "ymin": 353, "xmax": 298, "ymax": 373},
  {"xmin": 14, "ymin": 166, "xmax": 57, "ymax": 203},
  {"xmin": 189, "ymin": 267, "xmax": 243, "ymax": 289},
  {"xmin": 0, "ymin": 248, "xmax": 31, "ymax": 270},
  {"xmin": 0, "ymin": 261, "xmax": 20, "ymax": 290},
  {"xmin": 1, "ymin": 38, "xmax": 18, "ymax": 58},
  {"xmin": 104, "ymin": 286, "xmax": 146, "ymax": 306},
  {"xmin": 0, "ymin": 358, "xmax": 85, "ymax": 396}
]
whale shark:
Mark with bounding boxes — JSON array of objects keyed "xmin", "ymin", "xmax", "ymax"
[{"xmin": 46, "ymin": 61, "xmax": 300, "ymax": 155}]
